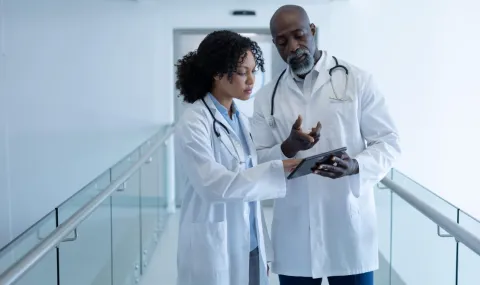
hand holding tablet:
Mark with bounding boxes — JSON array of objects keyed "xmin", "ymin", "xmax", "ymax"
[
  {"xmin": 286, "ymin": 147, "xmax": 348, "ymax": 180},
  {"xmin": 312, "ymin": 152, "xmax": 360, "ymax": 179}
]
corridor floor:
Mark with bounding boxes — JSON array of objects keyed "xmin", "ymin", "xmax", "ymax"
[{"xmin": 140, "ymin": 208, "xmax": 281, "ymax": 285}]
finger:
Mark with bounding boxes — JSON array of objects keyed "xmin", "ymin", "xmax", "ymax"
[
  {"xmin": 292, "ymin": 115, "xmax": 303, "ymax": 130},
  {"xmin": 308, "ymin": 128, "xmax": 320, "ymax": 139},
  {"xmin": 340, "ymin": 153, "xmax": 349, "ymax": 160},
  {"xmin": 312, "ymin": 121, "xmax": 322, "ymax": 135},
  {"xmin": 317, "ymin": 164, "xmax": 345, "ymax": 174},
  {"xmin": 312, "ymin": 163, "xmax": 326, "ymax": 171},
  {"xmin": 332, "ymin": 156, "xmax": 348, "ymax": 168},
  {"xmin": 310, "ymin": 136, "xmax": 320, "ymax": 146},
  {"xmin": 295, "ymin": 132, "xmax": 315, "ymax": 143},
  {"xmin": 314, "ymin": 170, "xmax": 338, "ymax": 178}
]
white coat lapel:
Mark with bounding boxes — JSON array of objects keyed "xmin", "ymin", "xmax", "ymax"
[
  {"xmin": 238, "ymin": 112, "xmax": 257, "ymax": 166},
  {"xmin": 284, "ymin": 70, "xmax": 304, "ymax": 98},
  {"xmin": 203, "ymin": 96, "xmax": 243, "ymax": 163},
  {"xmin": 311, "ymin": 52, "xmax": 332, "ymax": 96}
]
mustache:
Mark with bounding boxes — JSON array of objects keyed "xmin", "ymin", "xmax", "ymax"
[{"xmin": 287, "ymin": 49, "xmax": 310, "ymax": 63}]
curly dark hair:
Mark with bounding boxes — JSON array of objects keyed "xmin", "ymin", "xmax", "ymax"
[{"xmin": 175, "ymin": 30, "xmax": 265, "ymax": 103}]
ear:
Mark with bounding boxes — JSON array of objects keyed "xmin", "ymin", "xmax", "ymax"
[
  {"xmin": 213, "ymin": 75, "xmax": 221, "ymax": 81},
  {"xmin": 310, "ymin": 23, "xmax": 316, "ymax": 37}
]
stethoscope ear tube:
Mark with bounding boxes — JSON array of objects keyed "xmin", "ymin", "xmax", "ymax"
[
  {"xmin": 270, "ymin": 69, "xmax": 287, "ymax": 117},
  {"xmin": 329, "ymin": 56, "xmax": 349, "ymax": 76},
  {"xmin": 201, "ymin": 97, "xmax": 245, "ymax": 165},
  {"xmin": 201, "ymin": 98, "xmax": 230, "ymax": 138}
]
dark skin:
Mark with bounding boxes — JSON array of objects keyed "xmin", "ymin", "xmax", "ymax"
[{"xmin": 271, "ymin": 5, "xmax": 359, "ymax": 178}]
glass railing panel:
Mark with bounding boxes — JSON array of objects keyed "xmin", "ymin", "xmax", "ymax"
[
  {"xmin": 0, "ymin": 210, "xmax": 58, "ymax": 284},
  {"xmin": 374, "ymin": 183, "xmax": 392, "ymax": 285},
  {"xmin": 458, "ymin": 211, "xmax": 480, "ymax": 284},
  {"xmin": 390, "ymin": 170, "xmax": 458, "ymax": 285},
  {"xmin": 111, "ymin": 150, "xmax": 142, "ymax": 285},
  {"xmin": 57, "ymin": 170, "xmax": 112, "ymax": 285},
  {"xmin": 139, "ymin": 138, "xmax": 167, "ymax": 273},
  {"xmin": 0, "ymin": 127, "xmax": 173, "ymax": 285}
]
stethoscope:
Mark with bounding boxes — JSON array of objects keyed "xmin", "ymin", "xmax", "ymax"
[
  {"xmin": 268, "ymin": 56, "xmax": 350, "ymax": 128},
  {"xmin": 201, "ymin": 98, "xmax": 251, "ymax": 165}
]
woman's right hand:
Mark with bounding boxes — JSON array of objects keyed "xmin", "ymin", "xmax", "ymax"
[{"xmin": 282, "ymin": 159, "xmax": 302, "ymax": 172}]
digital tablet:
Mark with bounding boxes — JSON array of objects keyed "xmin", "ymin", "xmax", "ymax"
[{"xmin": 286, "ymin": 147, "xmax": 348, "ymax": 180}]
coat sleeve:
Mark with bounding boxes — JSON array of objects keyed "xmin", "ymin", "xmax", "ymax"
[
  {"xmin": 353, "ymin": 75, "xmax": 401, "ymax": 197},
  {"xmin": 250, "ymin": 92, "xmax": 288, "ymax": 164},
  {"xmin": 176, "ymin": 112, "xmax": 287, "ymax": 203},
  {"xmin": 260, "ymin": 208, "xmax": 274, "ymax": 262}
]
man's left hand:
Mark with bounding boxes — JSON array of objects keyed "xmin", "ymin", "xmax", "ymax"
[{"xmin": 312, "ymin": 153, "xmax": 359, "ymax": 179}]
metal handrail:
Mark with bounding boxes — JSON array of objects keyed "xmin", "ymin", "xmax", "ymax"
[
  {"xmin": 381, "ymin": 177, "xmax": 480, "ymax": 256},
  {"xmin": 0, "ymin": 125, "xmax": 175, "ymax": 285}
]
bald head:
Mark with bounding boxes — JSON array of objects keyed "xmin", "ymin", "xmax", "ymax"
[
  {"xmin": 269, "ymin": 5, "xmax": 319, "ymax": 77},
  {"xmin": 270, "ymin": 5, "xmax": 310, "ymax": 34}
]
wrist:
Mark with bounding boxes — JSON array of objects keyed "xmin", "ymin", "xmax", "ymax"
[
  {"xmin": 281, "ymin": 140, "xmax": 297, "ymax": 158},
  {"xmin": 351, "ymin": 159, "xmax": 359, "ymax": 175}
]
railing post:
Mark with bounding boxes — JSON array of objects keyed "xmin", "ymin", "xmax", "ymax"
[{"xmin": 165, "ymin": 135, "xmax": 176, "ymax": 214}]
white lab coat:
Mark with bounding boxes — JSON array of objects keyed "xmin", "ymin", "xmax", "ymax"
[
  {"xmin": 251, "ymin": 52, "xmax": 401, "ymax": 278},
  {"xmin": 175, "ymin": 95, "xmax": 287, "ymax": 285}
]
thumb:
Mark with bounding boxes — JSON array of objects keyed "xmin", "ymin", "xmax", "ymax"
[
  {"xmin": 313, "ymin": 121, "xmax": 322, "ymax": 136},
  {"xmin": 292, "ymin": 115, "xmax": 302, "ymax": 130}
]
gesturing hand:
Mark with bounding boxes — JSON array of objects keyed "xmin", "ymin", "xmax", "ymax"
[
  {"xmin": 281, "ymin": 115, "xmax": 322, "ymax": 158},
  {"xmin": 312, "ymin": 153, "xmax": 359, "ymax": 179}
]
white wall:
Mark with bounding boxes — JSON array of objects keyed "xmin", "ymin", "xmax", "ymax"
[
  {"xmin": 0, "ymin": 0, "xmax": 170, "ymax": 248},
  {"xmin": 318, "ymin": 0, "xmax": 480, "ymax": 219}
]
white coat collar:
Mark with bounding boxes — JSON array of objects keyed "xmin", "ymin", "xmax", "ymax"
[
  {"xmin": 311, "ymin": 51, "xmax": 334, "ymax": 95},
  {"xmin": 198, "ymin": 95, "xmax": 258, "ymax": 166},
  {"xmin": 201, "ymin": 95, "xmax": 236, "ymax": 137},
  {"xmin": 289, "ymin": 50, "xmax": 327, "ymax": 82},
  {"xmin": 284, "ymin": 51, "xmax": 330, "ymax": 97},
  {"xmin": 285, "ymin": 51, "xmax": 355, "ymax": 99}
]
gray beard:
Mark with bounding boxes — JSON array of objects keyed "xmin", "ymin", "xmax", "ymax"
[{"xmin": 288, "ymin": 49, "xmax": 315, "ymax": 76}]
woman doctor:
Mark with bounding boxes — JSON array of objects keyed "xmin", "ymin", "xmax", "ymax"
[{"xmin": 174, "ymin": 30, "xmax": 306, "ymax": 285}]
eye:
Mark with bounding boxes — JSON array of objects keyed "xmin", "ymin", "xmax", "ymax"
[
  {"xmin": 295, "ymin": 31, "xmax": 305, "ymax": 39},
  {"xmin": 276, "ymin": 37, "xmax": 287, "ymax": 46}
]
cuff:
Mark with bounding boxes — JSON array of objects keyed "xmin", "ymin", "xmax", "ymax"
[
  {"xmin": 351, "ymin": 156, "xmax": 367, "ymax": 198},
  {"xmin": 273, "ymin": 143, "xmax": 297, "ymax": 160},
  {"xmin": 269, "ymin": 160, "xmax": 288, "ymax": 198}
]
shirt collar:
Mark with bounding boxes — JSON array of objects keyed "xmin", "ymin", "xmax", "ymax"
[
  {"xmin": 290, "ymin": 50, "xmax": 327, "ymax": 81},
  {"xmin": 207, "ymin": 93, "xmax": 238, "ymax": 117}
]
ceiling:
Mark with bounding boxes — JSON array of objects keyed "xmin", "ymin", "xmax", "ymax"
[{"xmin": 166, "ymin": 0, "xmax": 338, "ymax": 5}]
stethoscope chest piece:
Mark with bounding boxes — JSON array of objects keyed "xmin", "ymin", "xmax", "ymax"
[{"xmin": 267, "ymin": 117, "xmax": 276, "ymax": 128}]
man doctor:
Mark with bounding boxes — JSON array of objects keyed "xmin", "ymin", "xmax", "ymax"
[{"xmin": 251, "ymin": 5, "xmax": 401, "ymax": 285}]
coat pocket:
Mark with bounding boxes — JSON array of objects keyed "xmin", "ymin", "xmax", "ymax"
[
  {"xmin": 191, "ymin": 221, "xmax": 229, "ymax": 273},
  {"xmin": 191, "ymin": 200, "xmax": 226, "ymax": 223}
]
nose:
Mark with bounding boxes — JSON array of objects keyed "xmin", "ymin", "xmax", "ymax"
[
  {"xmin": 287, "ymin": 39, "xmax": 300, "ymax": 54},
  {"xmin": 245, "ymin": 72, "xmax": 255, "ymax": 86}
]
